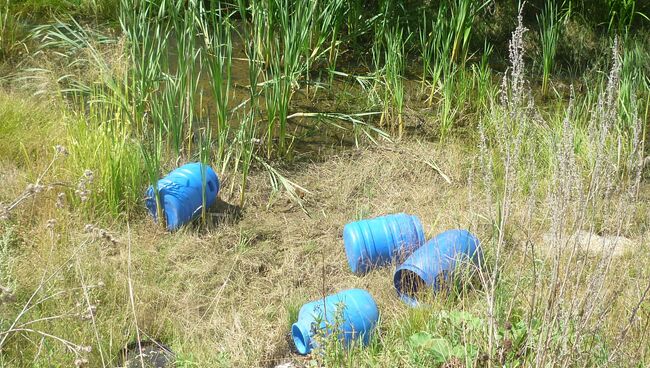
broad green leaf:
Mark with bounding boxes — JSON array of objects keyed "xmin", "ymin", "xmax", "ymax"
[
  {"xmin": 409, "ymin": 332, "xmax": 433, "ymax": 349},
  {"xmin": 428, "ymin": 338, "xmax": 453, "ymax": 362}
]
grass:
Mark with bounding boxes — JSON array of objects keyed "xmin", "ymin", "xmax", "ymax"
[
  {"xmin": 537, "ymin": 0, "xmax": 561, "ymax": 96},
  {"xmin": 1, "ymin": 0, "xmax": 650, "ymax": 367}
]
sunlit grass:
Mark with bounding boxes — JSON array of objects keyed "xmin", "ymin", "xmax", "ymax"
[
  {"xmin": 1, "ymin": 1, "xmax": 650, "ymax": 367},
  {"xmin": 537, "ymin": 1, "xmax": 561, "ymax": 96}
]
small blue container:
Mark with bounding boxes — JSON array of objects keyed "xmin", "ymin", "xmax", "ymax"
[
  {"xmin": 344, "ymin": 213, "xmax": 425, "ymax": 274},
  {"xmin": 394, "ymin": 229, "xmax": 482, "ymax": 306},
  {"xmin": 145, "ymin": 163, "xmax": 219, "ymax": 231},
  {"xmin": 292, "ymin": 289, "xmax": 379, "ymax": 355}
]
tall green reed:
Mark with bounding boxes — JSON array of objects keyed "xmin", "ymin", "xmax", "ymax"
[
  {"xmin": 235, "ymin": 0, "xmax": 263, "ymax": 206},
  {"xmin": 198, "ymin": 123, "xmax": 211, "ymax": 225},
  {"xmin": 200, "ymin": 4, "xmax": 232, "ymax": 170},
  {"xmin": 0, "ymin": 0, "xmax": 19, "ymax": 58},
  {"xmin": 537, "ymin": 1, "xmax": 561, "ymax": 96},
  {"xmin": 383, "ymin": 25, "xmax": 405, "ymax": 137},
  {"xmin": 151, "ymin": 0, "xmax": 201, "ymax": 156},
  {"xmin": 606, "ymin": 0, "xmax": 647, "ymax": 35},
  {"xmin": 141, "ymin": 124, "xmax": 164, "ymax": 224},
  {"xmin": 119, "ymin": 0, "xmax": 168, "ymax": 130},
  {"xmin": 314, "ymin": 0, "xmax": 346, "ymax": 76},
  {"xmin": 262, "ymin": 0, "xmax": 312, "ymax": 158},
  {"xmin": 448, "ymin": 0, "xmax": 484, "ymax": 65},
  {"xmin": 420, "ymin": 5, "xmax": 453, "ymax": 105}
]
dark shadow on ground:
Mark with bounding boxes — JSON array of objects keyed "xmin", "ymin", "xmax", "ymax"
[
  {"xmin": 207, "ymin": 197, "xmax": 243, "ymax": 227},
  {"xmin": 118, "ymin": 339, "xmax": 175, "ymax": 368}
]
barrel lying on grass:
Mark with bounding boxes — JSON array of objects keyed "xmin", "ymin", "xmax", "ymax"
[
  {"xmin": 344, "ymin": 213, "xmax": 426, "ymax": 274},
  {"xmin": 145, "ymin": 163, "xmax": 219, "ymax": 231},
  {"xmin": 394, "ymin": 229, "xmax": 482, "ymax": 306},
  {"xmin": 292, "ymin": 289, "xmax": 379, "ymax": 355}
]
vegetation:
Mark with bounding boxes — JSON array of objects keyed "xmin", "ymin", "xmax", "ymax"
[{"xmin": 0, "ymin": 0, "xmax": 649, "ymax": 367}]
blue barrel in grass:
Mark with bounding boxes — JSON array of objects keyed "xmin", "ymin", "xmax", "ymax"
[
  {"xmin": 292, "ymin": 289, "xmax": 379, "ymax": 355},
  {"xmin": 344, "ymin": 213, "xmax": 426, "ymax": 274},
  {"xmin": 145, "ymin": 163, "xmax": 219, "ymax": 231},
  {"xmin": 394, "ymin": 229, "xmax": 482, "ymax": 306}
]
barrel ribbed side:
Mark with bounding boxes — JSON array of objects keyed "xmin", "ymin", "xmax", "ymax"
[
  {"xmin": 394, "ymin": 229, "xmax": 481, "ymax": 306},
  {"xmin": 292, "ymin": 289, "xmax": 379, "ymax": 355},
  {"xmin": 344, "ymin": 213, "xmax": 426, "ymax": 274},
  {"xmin": 145, "ymin": 163, "xmax": 219, "ymax": 230}
]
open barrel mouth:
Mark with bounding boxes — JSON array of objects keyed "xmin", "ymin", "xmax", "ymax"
[
  {"xmin": 394, "ymin": 269, "xmax": 427, "ymax": 301},
  {"xmin": 292, "ymin": 324, "xmax": 309, "ymax": 355}
]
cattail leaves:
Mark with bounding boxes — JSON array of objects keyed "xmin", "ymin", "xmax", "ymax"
[{"xmin": 537, "ymin": 1, "xmax": 561, "ymax": 96}]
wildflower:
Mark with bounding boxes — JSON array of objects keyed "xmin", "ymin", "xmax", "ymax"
[
  {"xmin": 76, "ymin": 170, "xmax": 94, "ymax": 202},
  {"xmin": 74, "ymin": 358, "xmax": 88, "ymax": 367},
  {"xmin": 84, "ymin": 224, "xmax": 118, "ymax": 244},
  {"xmin": 0, "ymin": 285, "xmax": 15, "ymax": 305},
  {"xmin": 80, "ymin": 305, "xmax": 97, "ymax": 321},
  {"xmin": 83, "ymin": 169, "xmax": 94, "ymax": 181},
  {"xmin": 80, "ymin": 346, "xmax": 92, "ymax": 353},
  {"xmin": 55, "ymin": 145, "xmax": 68, "ymax": 156},
  {"xmin": 26, "ymin": 183, "xmax": 45, "ymax": 194},
  {"xmin": 56, "ymin": 192, "xmax": 65, "ymax": 209},
  {"xmin": 0, "ymin": 203, "xmax": 8, "ymax": 221},
  {"xmin": 46, "ymin": 219, "xmax": 57, "ymax": 229}
]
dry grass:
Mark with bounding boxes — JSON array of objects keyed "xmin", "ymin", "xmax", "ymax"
[
  {"xmin": 3, "ymin": 131, "xmax": 648, "ymax": 366},
  {"xmin": 0, "ymin": 139, "xmax": 482, "ymax": 366},
  {"xmin": 1, "ymin": 3, "xmax": 649, "ymax": 367}
]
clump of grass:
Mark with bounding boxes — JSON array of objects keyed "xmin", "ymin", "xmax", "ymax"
[
  {"xmin": 471, "ymin": 41, "xmax": 495, "ymax": 112},
  {"xmin": 606, "ymin": 0, "xmax": 648, "ymax": 35},
  {"xmin": 141, "ymin": 125, "xmax": 164, "ymax": 226},
  {"xmin": 448, "ymin": 0, "xmax": 490, "ymax": 65},
  {"xmin": 383, "ymin": 25, "xmax": 405, "ymax": 137},
  {"xmin": 419, "ymin": 4, "xmax": 453, "ymax": 105},
  {"xmin": 201, "ymin": 4, "xmax": 232, "ymax": 169},
  {"xmin": 419, "ymin": 1, "xmax": 490, "ymax": 140},
  {"xmin": 0, "ymin": 0, "xmax": 22, "ymax": 59},
  {"xmin": 537, "ymin": 1, "xmax": 561, "ymax": 96},
  {"xmin": 0, "ymin": 91, "xmax": 60, "ymax": 163}
]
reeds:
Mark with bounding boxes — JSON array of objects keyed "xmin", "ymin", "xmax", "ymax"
[
  {"xmin": 383, "ymin": 25, "xmax": 405, "ymax": 137},
  {"xmin": 0, "ymin": 0, "xmax": 18, "ymax": 58},
  {"xmin": 419, "ymin": 1, "xmax": 485, "ymax": 140},
  {"xmin": 537, "ymin": 1, "xmax": 561, "ymax": 96},
  {"xmin": 420, "ymin": 4, "xmax": 453, "ymax": 105},
  {"xmin": 201, "ymin": 3, "xmax": 232, "ymax": 168}
]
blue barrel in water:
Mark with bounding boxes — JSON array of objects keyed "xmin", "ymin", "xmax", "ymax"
[
  {"xmin": 145, "ymin": 163, "xmax": 219, "ymax": 231},
  {"xmin": 394, "ymin": 229, "xmax": 482, "ymax": 306},
  {"xmin": 344, "ymin": 213, "xmax": 426, "ymax": 274},
  {"xmin": 292, "ymin": 289, "xmax": 379, "ymax": 355}
]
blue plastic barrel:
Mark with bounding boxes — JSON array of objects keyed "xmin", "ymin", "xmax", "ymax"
[
  {"xmin": 145, "ymin": 163, "xmax": 219, "ymax": 231},
  {"xmin": 292, "ymin": 289, "xmax": 379, "ymax": 355},
  {"xmin": 393, "ymin": 229, "xmax": 482, "ymax": 306},
  {"xmin": 344, "ymin": 213, "xmax": 426, "ymax": 274}
]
